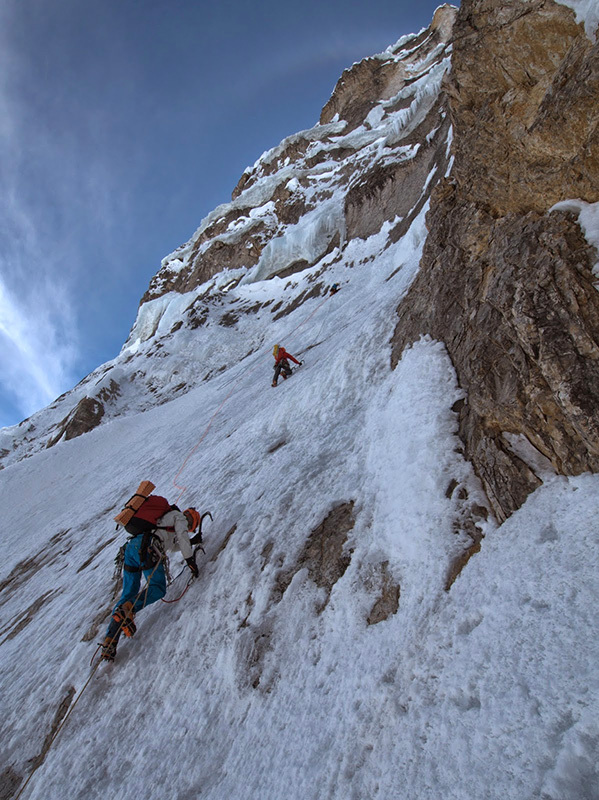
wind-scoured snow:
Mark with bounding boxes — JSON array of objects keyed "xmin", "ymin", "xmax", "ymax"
[{"xmin": 1, "ymin": 197, "xmax": 598, "ymax": 800}]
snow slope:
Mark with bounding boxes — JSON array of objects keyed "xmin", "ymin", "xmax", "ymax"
[
  {"xmin": 1, "ymin": 7, "xmax": 598, "ymax": 799},
  {"xmin": 0, "ymin": 9, "xmax": 455, "ymax": 470},
  {"xmin": 1, "ymin": 199, "xmax": 598, "ymax": 800}
]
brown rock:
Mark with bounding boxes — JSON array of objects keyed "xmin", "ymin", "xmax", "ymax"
[
  {"xmin": 46, "ymin": 396, "xmax": 105, "ymax": 448},
  {"xmin": 391, "ymin": 0, "xmax": 599, "ymax": 521},
  {"xmin": 446, "ymin": 0, "xmax": 599, "ymax": 213},
  {"xmin": 321, "ymin": 5, "xmax": 457, "ymax": 132},
  {"xmin": 367, "ymin": 562, "xmax": 400, "ymax": 624},
  {"xmin": 345, "ymin": 103, "xmax": 450, "ymax": 240},
  {"xmin": 273, "ymin": 502, "xmax": 355, "ymax": 612},
  {"xmin": 320, "ymin": 57, "xmax": 410, "ymax": 133}
]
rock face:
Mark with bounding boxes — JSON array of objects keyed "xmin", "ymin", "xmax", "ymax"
[
  {"xmin": 320, "ymin": 6, "xmax": 455, "ymax": 132},
  {"xmin": 272, "ymin": 502, "xmax": 356, "ymax": 613},
  {"xmin": 391, "ymin": 0, "xmax": 599, "ymax": 521},
  {"xmin": 46, "ymin": 396, "xmax": 105, "ymax": 447},
  {"xmin": 344, "ymin": 105, "xmax": 451, "ymax": 242},
  {"xmin": 446, "ymin": 0, "xmax": 599, "ymax": 215},
  {"xmin": 141, "ymin": 3, "xmax": 457, "ymax": 302}
]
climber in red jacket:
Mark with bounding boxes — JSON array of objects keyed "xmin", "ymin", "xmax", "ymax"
[{"xmin": 272, "ymin": 344, "xmax": 302, "ymax": 387}]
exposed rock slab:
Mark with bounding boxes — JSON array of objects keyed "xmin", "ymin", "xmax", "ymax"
[
  {"xmin": 366, "ymin": 561, "xmax": 400, "ymax": 625},
  {"xmin": 391, "ymin": 0, "xmax": 599, "ymax": 521},
  {"xmin": 345, "ymin": 103, "xmax": 450, "ymax": 241},
  {"xmin": 321, "ymin": 5, "xmax": 457, "ymax": 132},
  {"xmin": 273, "ymin": 502, "xmax": 356, "ymax": 611},
  {"xmin": 46, "ymin": 396, "xmax": 105, "ymax": 448}
]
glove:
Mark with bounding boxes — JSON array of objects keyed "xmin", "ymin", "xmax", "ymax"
[
  {"xmin": 189, "ymin": 532, "xmax": 203, "ymax": 546},
  {"xmin": 186, "ymin": 557, "xmax": 199, "ymax": 578},
  {"xmin": 299, "ymin": 361, "xmax": 303, "ymax": 366}
]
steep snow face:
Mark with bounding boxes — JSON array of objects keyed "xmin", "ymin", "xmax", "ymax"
[
  {"xmin": 0, "ymin": 6, "xmax": 455, "ymax": 470},
  {"xmin": 1, "ymin": 199, "xmax": 598, "ymax": 800}
]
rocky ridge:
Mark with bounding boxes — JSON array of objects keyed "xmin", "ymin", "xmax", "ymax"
[{"xmin": 391, "ymin": 0, "xmax": 599, "ymax": 521}]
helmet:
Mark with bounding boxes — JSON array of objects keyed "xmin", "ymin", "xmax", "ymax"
[
  {"xmin": 184, "ymin": 508, "xmax": 201, "ymax": 532},
  {"xmin": 273, "ymin": 344, "xmax": 280, "ymax": 357}
]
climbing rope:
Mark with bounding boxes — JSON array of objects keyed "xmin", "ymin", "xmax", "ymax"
[
  {"xmin": 15, "ymin": 552, "xmax": 166, "ymax": 800},
  {"xmin": 161, "ymin": 572, "xmax": 194, "ymax": 604},
  {"xmin": 13, "ymin": 664, "xmax": 102, "ymax": 800},
  {"xmin": 172, "ymin": 289, "xmax": 334, "ymax": 503},
  {"xmin": 14, "ymin": 287, "xmax": 338, "ymax": 800}
]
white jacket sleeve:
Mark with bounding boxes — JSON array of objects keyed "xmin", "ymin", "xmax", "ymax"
[
  {"xmin": 172, "ymin": 511, "xmax": 193, "ymax": 560},
  {"xmin": 158, "ymin": 509, "xmax": 193, "ymax": 560}
]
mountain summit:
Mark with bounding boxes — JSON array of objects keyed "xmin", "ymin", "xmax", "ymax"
[{"xmin": 1, "ymin": 3, "xmax": 598, "ymax": 799}]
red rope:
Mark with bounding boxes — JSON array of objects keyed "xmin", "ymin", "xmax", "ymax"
[{"xmin": 161, "ymin": 577, "xmax": 193, "ymax": 604}]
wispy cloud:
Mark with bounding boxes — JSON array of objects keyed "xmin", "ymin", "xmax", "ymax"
[
  {"xmin": 0, "ymin": 275, "xmax": 79, "ymax": 420},
  {"xmin": 0, "ymin": 9, "xmax": 79, "ymax": 424},
  {"xmin": 0, "ymin": 1, "xmax": 126, "ymax": 427}
]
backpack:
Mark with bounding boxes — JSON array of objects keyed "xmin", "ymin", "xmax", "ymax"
[
  {"xmin": 114, "ymin": 480, "xmax": 155, "ymax": 527},
  {"xmin": 124, "ymin": 495, "xmax": 176, "ymax": 536}
]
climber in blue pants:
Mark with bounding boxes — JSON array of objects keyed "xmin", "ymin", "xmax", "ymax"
[
  {"xmin": 117, "ymin": 533, "xmax": 167, "ymax": 613},
  {"xmin": 101, "ymin": 505, "xmax": 201, "ymax": 661}
]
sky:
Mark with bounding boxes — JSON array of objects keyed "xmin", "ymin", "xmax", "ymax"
[{"xmin": 0, "ymin": 0, "xmax": 452, "ymax": 430}]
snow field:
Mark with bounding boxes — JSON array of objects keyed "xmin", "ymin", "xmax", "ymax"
[{"xmin": 1, "ymin": 197, "xmax": 597, "ymax": 799}]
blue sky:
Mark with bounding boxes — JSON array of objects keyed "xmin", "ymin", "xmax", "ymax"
[{"xmin": 0, "ymin": 0, "xmax": 453, "ymax": 429}]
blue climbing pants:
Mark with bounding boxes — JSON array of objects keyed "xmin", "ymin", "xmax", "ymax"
[{"xmin": 113, "ymin": 534, "xmax": 167, "ymax": 615}]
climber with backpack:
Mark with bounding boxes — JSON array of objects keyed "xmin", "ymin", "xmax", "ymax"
[
  {"xmin": 101, "ymin": 494, "xmax": 202, "ymax": 661},
  {"xmin": 272, "ymin": 343, "xmax": 302, "ymax": 387}
]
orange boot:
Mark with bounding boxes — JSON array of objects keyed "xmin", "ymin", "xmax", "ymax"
[{"xmin": 112, "ymin": 601, "xmax": 137, "ymax": 637}]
